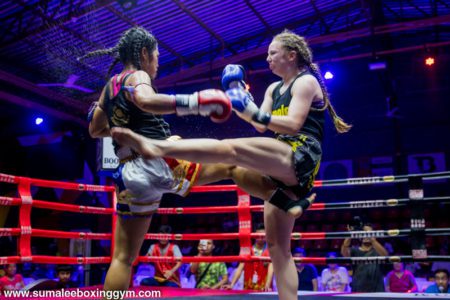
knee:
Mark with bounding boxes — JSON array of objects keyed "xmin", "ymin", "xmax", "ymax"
[
  {"xmin": 113, "ymin": 251, "xmax": 136, "ymax": 267},
  {"xmin": 266, "ymin": 236, "xmax": 279, "ymax": 253},
  {"xmin": 227, "ymin": 165, "xmax": 240, "ymax": 180},
  {"xmin": 220, "ymin": 139, "xmax": 238, "ymax": 163},
  {"xmin": 267, "ymin": 241, "xmax": 291, "ymax": 259}
]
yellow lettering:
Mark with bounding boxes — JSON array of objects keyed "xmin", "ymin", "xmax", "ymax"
[{"xmin": 272, "ymin": 104, "xmax": 289, "ymax": 116}]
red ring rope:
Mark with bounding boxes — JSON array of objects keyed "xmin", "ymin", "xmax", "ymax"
[{"xmin": 0, "ymin": 172, "xmax": 448, "ymax": 266}]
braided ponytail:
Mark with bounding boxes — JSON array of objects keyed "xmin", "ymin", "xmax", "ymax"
[
  {"xmin": 78, "ymin": 47, "xmax": 117, "ymax": 62},
  {"xmin": 274, "ymin": 30, "xmax": 351, "ymax": 133},
  {"xmin": 79, "ymin": 27, "xmax": 157, "ymax": 79},
  {"xmin": 308, "ymin": 63, "xmax": 351, "ymax": 133},
  {"xmin": 78, "ymin": 46, "xmax": 120, "ymax": 80}
]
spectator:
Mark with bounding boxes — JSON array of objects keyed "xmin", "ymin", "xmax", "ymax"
[
  {"xmin": 341, "ymin": 221, "xmax": 388, "ymax": 292},
  {"xmin": 141, "ymin": 225, "xmax": 182, "ymax": 288},
  {"xmin": 0, "ymin": 264, "xmax": 25, "ymax": 292},
  {"xmin": 321, "ymin": 252, "xmax": 349, "ymax": 292},
  {"xmin": 224, "ymin": 223, "xmax": 274, "ymax": 291},
  {"xmin": 190, "ymin": 240, "xmax": 228, "ymax": 289},
  {"xmin": 431, "ymin": 245, "xmax": 450, "ymax": 275},
  {"xmin": 293, "ymin": 247, "xmax": 318, "ymax": 291},
  {"xmin": 425, "ymin": 269, "xmax": 449, "ymax": 293},
  {"xmin": 385, "ymin": 262, "xmax": 418, "ymax": 293},
  {"xmin": 55, "ymin": 265, "xmax": 78, "ymax": 289}
]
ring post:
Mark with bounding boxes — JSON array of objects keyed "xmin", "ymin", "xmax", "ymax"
[
  {"xmin": 18, "ymin": 177, "xmax": 33, "ymax": 262},
  {"xmin": 409, "ymin": 176, "xmax": 427, "ymax": 259},
  {"xmin": 237, "ymin": 189, "xmax": 252, "ymax": 262}
]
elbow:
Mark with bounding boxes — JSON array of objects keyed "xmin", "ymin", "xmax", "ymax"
[
  {"xmin": 285, "ymin": 128, "xmax": 300, "ymax": 136},
  {"xmin": 290, "ymin": 120, "xmax": 304, "ymax": 135},
  {"xmin": 88, "ymin": 125, "xmax": 98, "ymax": 138},
  {"xmin": 283, "ymin": 119, "xmax": 303, "ymax": 135},
  {"xmin": 89, "ymin": 125, "xmax": 107, "ymax": 138},
  {"xmin": 254, "ymin": 125, "xmax": 267, "ymax": 133}
]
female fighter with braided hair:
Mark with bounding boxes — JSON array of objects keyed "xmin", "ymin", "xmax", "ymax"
[
  {"xmin": 111, "ymin": 29, "xmax": 350, "ymax": 300},
  {"xmin": 82, "ymin": 26, "xmax": 237, "ymax": 295}
]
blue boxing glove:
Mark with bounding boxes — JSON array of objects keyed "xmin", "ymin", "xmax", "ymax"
[
  {"xmin": 226, "ymin": 88, "xmax": 271, "ymax": 126},
  {"xmin": 222, "ymin": 64, "xmax": 246, "ymax": 90},
  {"xmin": 87, "ymin": 101, "xmax": 99, "ymax": 122}
]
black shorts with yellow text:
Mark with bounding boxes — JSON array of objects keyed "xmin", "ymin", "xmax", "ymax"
[{"xmin": 275, "ymin": 133, "xmax": 322, "ymax": 199}]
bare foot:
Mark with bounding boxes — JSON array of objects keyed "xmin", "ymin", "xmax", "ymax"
[
  {"xmin": 110, "ymin": 127, "xmax": 161, "ymax": 159},
  {"xmin": 287, "ymin": 193, "xmax": 316, "ymax": 219}
]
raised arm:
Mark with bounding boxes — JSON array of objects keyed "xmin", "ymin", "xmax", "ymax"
[
  {"xmin": 265, "ymin": 75, "xmax": 316, "ymax": 135},
  {"xmin": 128, "ymin": 71, "xmax": 231, "ymax": 122},
  {"xmin": 341, "ymin": 238, "xmax": 352, "ymax": 257},
  {"xmin": 225, "ymin": 73, "xmax": 319, "ymax": 135}
]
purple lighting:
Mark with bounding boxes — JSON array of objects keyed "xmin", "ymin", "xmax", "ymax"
[
  {"xmin": 369, "ymin": 61, "xmax": 387, "ymax": 70},
  {"xmin": 35, "ymin": 117, "xmax": 43, "ymax": 125},
  {"xmin": 324, "ymin": 71, "xmax": 334, "ymax": 80}
]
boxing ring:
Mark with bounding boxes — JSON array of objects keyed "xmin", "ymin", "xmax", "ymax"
[{"xmin": 1, "ymin": 171, "xmax": 450, "ymax": 299}]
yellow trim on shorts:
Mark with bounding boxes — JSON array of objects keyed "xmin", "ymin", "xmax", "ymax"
[{"xmin": 183, "ymin": 163, "xmax": 201, "ymax": 197}]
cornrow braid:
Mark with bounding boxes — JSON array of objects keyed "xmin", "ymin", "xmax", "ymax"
[
  {"xmin": 131, "ymin": 36, "xmax": 144, "ymax": 70},
  {"xmin": 116, "ymin": 27, "xmax": 157, "ymax": 71},
  {"xmin": 79, "ymin": 26, "xmax": 157, "ymax": 79},
  {"xmin": 274, "ymin": 29, "xmax": 351, "ymax": 133}
]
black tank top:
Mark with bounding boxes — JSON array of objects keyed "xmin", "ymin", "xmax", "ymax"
[
  {"xmin": 271, "ymin": 71, "xmax": 325, "ymax": 141},
  {"xmin": 103, "ymin": 72, "xmax": 171, "ymax": 152}
]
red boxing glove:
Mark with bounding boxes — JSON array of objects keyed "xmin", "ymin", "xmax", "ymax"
[
  {"xmin": 198, "ymin": 89, "xmax": 232, "ymax": 123},
  {"xmin": 174, "ymin": 89, "xmax": 231, "ymax": 123}
]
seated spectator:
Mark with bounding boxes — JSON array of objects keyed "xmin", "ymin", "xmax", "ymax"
[
  {"xmin": 293, "ymin": 247, "xmax": 318, "ymax": 291},
  {"xmin": 190, "ymin": 239, "xmax": 228, "ymax": 289},
  {"xmin": 321, "ymin": 252, "xmax": 349, "ymax": 292},
  {"xmin": 224, "ymin": 223, "xmax": 273, "ymax": 291},
  {"xmin": 0, "ymin": 264, "xmax": 25, "ymax": 292},
  {"xmin": 385, "ymin": 262, "xmax": 418, "ymax": 293},
  {"xmin": 55, "ymin": 265, "xmax": 78, "ymax": 289},
  {"xmin": 425, "ymin": 269, "xmax": 449, "ymax": 293},
  {"xmin": 141, "ymin": 225, "xmax": 182, "ymax": 288}
]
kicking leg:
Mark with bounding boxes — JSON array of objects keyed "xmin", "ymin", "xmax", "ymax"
[
  {"xmin": 195, "ymin": 164, "xmax": 276, "ymax": 201},
  {"xmin": 196, "ymin": 164, "xmax": 315, "ymax": 218},
  {"xmin": 112, "ymin": 128, "xmax": 315, "ymax": 218},
  {"xmin": 111, "ymin": 127, "xmax": 297, "ymax": 185}
]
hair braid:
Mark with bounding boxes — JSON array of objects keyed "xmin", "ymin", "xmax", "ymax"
[
  {"xmin": 308, "ymin": 63, "xmax": 351, "ymax": 133},
  {"xmin": 79, "ymin": 26, "xmax": 157, "ymax": 79},
  {"xmin": 274, "ymin": 29, "xmax": 351, "ymax": 133},
  {"xmin": 78, "ymin": 46, "xmax": 118, "ymax": 62},
  {"xmin": 131, "ymin": 36, "xmax": 144, "ymax": 70},
  {"xmin": 105, "ymin": 57, "xmax": 120, "ymax": 79}
]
